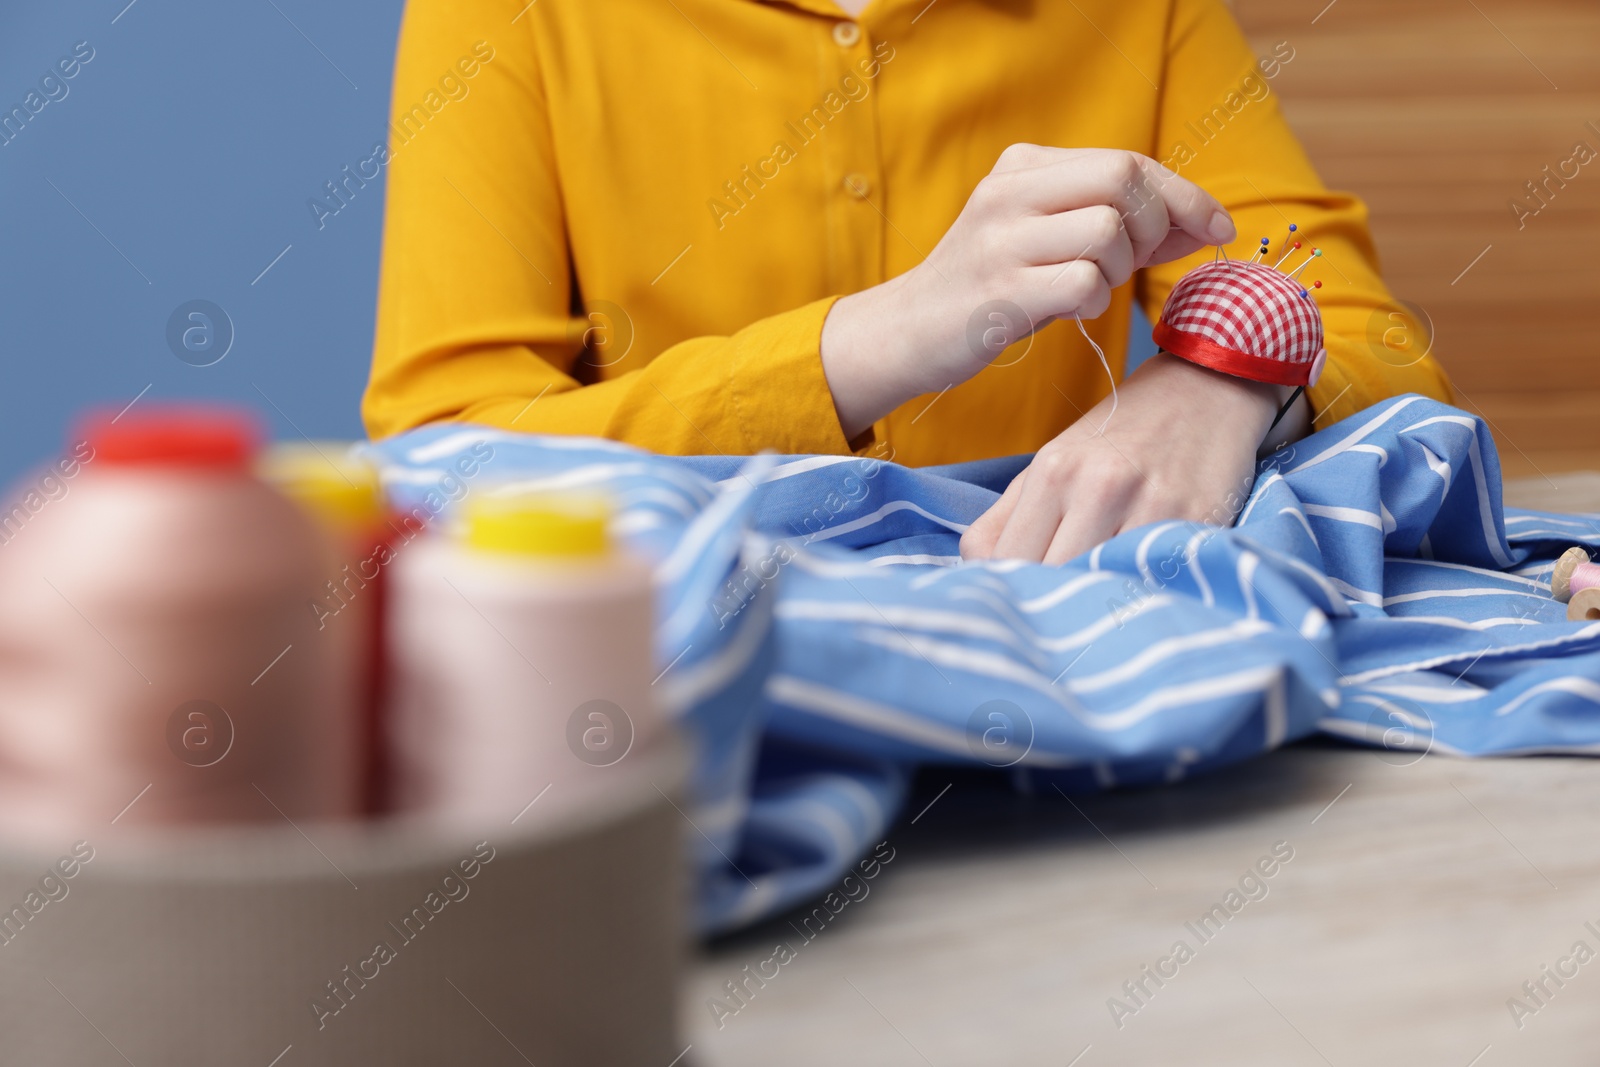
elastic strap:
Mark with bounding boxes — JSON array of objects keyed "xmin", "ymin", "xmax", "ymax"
[{"xmin": 1267, "ymin": 386, "xmax": 1304, "ymax": 435}]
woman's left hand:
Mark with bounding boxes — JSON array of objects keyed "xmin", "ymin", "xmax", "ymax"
[{"xmin": 959, "ymin": 352, "xmax": 1295, "ymax": 564}]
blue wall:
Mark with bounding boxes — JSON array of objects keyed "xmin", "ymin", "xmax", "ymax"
[{"xmin": 0, "ymin": 0, "xmax": 405, "ymax": 484}]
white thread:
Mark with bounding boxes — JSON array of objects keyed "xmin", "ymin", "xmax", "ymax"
[{"xmin": 1075, "ymin": 314, "xmax": 1117, "ymax": 435}]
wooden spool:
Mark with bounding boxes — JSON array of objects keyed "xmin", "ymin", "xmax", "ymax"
[
  {"xmin": 1569, "ymin": 587, "xmax": 1600, "ymax": 622},
  {"xmin": 1551, "ymin": 546, "xmax": 1592, "ymax": 603}
]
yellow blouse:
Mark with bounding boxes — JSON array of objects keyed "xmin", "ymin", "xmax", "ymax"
[{"xmin": 364, "ymin": 0, "xmax": 1452, "ymax": 466}]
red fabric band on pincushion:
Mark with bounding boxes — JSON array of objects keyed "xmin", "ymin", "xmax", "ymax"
[{"xmin": 1152, "ymin": 321, "xmax": 1313, "ymax": 388}]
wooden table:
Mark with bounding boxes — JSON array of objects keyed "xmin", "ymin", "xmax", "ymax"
[{"xmin": 683, "ymin": 477, "xmax": 1600, "ymax": 1065}]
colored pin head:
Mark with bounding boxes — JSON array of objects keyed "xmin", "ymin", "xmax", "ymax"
[{"xmin": 1287, "ymin": 248, "xmax": 1322, "ymax": 280}]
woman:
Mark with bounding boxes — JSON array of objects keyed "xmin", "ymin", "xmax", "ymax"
[{"xmin": 364, "ymin": 0, "xmax": 1451, "ymax": 564}]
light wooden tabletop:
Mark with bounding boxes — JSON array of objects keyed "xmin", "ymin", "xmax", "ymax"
[
  {"xmin": 687, "ymin": 745, "xmax": 1600, "ymax": 1066},
  {"xmin": 684, "ymin": 477, "xmax": 1600, "ymax": 1066}
]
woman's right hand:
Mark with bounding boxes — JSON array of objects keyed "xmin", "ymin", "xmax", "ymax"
[{"xmin": 819, "ymin": 145, "xmax": 1238, "ymax": 439}]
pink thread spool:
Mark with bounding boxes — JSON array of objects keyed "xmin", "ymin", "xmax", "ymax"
[
  {"xmin": 0, "ymin": 408, "xmax": 361, "ymax": 841},
  {"xmin": 1551, "ymin": 546, "xmax": 1600, "ymax": 621},
  {"xmin": 1551, "ymin": 546, "xmax": 1597, "ymax": 602}
]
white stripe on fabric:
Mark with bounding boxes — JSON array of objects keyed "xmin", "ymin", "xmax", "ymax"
[
  {"xmin": 1135, "ymin": 522, "xmax": 1183, "ymax": 587},
  {"xmin": 658, "ymin": 594, "xmax": 773, "ymax": 714},
  {"xmin": 1336, "ymin": 621, "xmax": 1600, "ymax": 685},
  {"xmin": 1288, "ymin": 395, "xmax": 1425, "ymax": 474},
  {"xmin": 1362, "ymin": 683, "xmax": 1483, "ymax": 703},
  {"xmin": 487, "ymin": 462, "xmax": 694, "ymax": 499},
  {"xmin": 1493, "ymin": 677, "xmax": 1600, "ymax": 717},
  {"xmin": 778, "ymin": 600, "xmax": 1061, "ymax": 660},
  {"xmin": 1235, "ymin": 540, "xmax": 1349, "ymax": 616},
  {"xmin": 1502, "ymin": 514, "xmax": 1600, "ymax": 529},
  {"xmin": 789, "ymin": 773, "xmax": 887, "ymax": 833},
  {"xmin": 801, "ymin": 499, "xmax": 971, "ymax": 542},
  {"xmin": 1235, "ymin": 472, "xmax": 1283, "ymax": 527},
  {"xmin": 1186, "ymin": 528, "xmax": 1217, "ymax": 608},
  {"xmin": 950, "ymin": 585, "xmax": 1173, "ymax": 652},
  {"xmin": 402, "ymin": 429, "xmax": 502, "ymax": 463},
  {"xmin": 1402, "ymin": 416, "xmax": 1515, "ymax": 568},
  {"xmin": 1084, "ymin": 666, "xmax": 1284, "ymax": 732},
  {"xmin": 763, "ymin": 675, "xmax": 1082, "ymax": 766},
  {"xmin": 1390, "ymin": 615, "xmax": 1543, "ymax": 631},
  {"xmin": 853, "ymin": 629, "xmax": 1109, "ymax": 711},
  {"xmin": 1239, "ymin": 552, "xmax": 1261, "ymax": 620},
  {"xmin": 1018, "ymin": 570, "xmax": 1118, "ymax": 613},
  {"xmin": 1348, "ymin": 444, "xmax": 1389, "ymax": 467},
  {"xmin": 717, "ymin": 454, "xmax": 857, "ymax": 489},
  {"xmin": 1304, "ymin": 504, "xmax": 1384, "ymax": 530},
  {"xmin": 1381, "ymin": 587, "xmax": 1550, "ymax": 606},
  {"xmin": 1392, "ymin": 558, "xmax": 1546, "ymax": 590},
  {"xmin": 1506, "ymin": 528, "xmax": 1600, "ymax": 540},
  {"xmin": 788, "ymin": 797, "xmax": 863, "ymax": 859},
  {"xmin": 1066, "ymin": 620, "xmax": 1274, "ymax": 694},
  {"xmin": 657, "ymin": 454, "xmax": 774, "ymax": 585},
  {"xmin": 1329, "ymin": 577, "xmax": 1383, "ymax": 607},
  {"xmin": 1279, "ymin": 507, "xmax": 1320, "ymax": 546},
  {"xmin": 838, "ymin": 598, "xmax": 1177, "ymax": 662},
  {"xmin": 693, "ymin": 790, "xmax": 750, "ymax": 840},
  {"xmin": 1417, "ymin": 442, "xmax": 1451, "ymax": 486}
]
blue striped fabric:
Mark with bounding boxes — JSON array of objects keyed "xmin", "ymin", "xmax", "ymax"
[{"xmin": 368, "ymin": 396, "xmax": 1600, "ymax": 933}]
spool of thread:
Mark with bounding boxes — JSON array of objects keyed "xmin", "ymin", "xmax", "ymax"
[
  {"xmin": 1551, "ymin": 546, "xmax": 1597, "ymax": 603},
  {"xmin": 389, "ymin": 490, "xmax": 660, "ymax": 824},
  {"xmin": 1570, "ymin": 587, "xmax": 1600, "ymax": 623},
  {"xmin": 260, "ymin": 443, "xmax": 393, "ymax": 815},
  {"xmin": 0, "ymin": 408, "xmax": 361, "ymax": 841}
]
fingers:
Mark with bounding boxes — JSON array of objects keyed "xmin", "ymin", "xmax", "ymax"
[
  {"xmin": 1042, "ymin": 501, "xmax": 1124, "ymax": 566},
  {"xmin": 985, "ymin": 148, "xmax": 1233, "ymax": 268},
  {"xmin": 1129, "ymin": 155, "xmax": 1234, "ymax": 258},
  {"xmin": 989, "ymin": 460, "xmax": 1070, "ymax": 561},
  {"xmin": 990, "ymin": 142, "xmax": 1057, "ymax": 175},
  {"xmin": 960, "ymin": 468, "xmax": 1027, "ymax": 560},
  {"xmin": 1039, "ymin": 463, "xmax": 1139, "ymax": 565},
  {"xmin": 1028, "ymin": 260, "xmax": 1113, "ymax": 319},
  {"xmin": 1018, "ymin": 205, "xmax": 1136, "ymax": 290},
  {"xmin": 1145, "ymin": 227, "xmax": 1214, "ymax": 268},
  {"xmin": 973, "ymin": 435, "xmax": 1148, "ymax": 565}
]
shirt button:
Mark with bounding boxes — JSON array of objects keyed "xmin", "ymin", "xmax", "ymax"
[
  {"xmin": 843, "ymin": 173, "xmax": 872, "ymax": 198},
  {"xmin": 832, "ymin": 21, "xmax": 862, "ymax": 47}
]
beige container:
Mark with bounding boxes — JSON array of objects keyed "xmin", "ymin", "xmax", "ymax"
[
  {"xmin": 389, "ymin": 493, "xmax": 660, "ymax": 823},
  {"xmin": 0, "ymin": 744, "xmax": 687, "ymax": 1066},
  {"xmin": 0, "ymin": 409, "xmax": 360, "ymax": 841}
]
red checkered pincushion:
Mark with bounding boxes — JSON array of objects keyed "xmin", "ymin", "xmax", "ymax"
[{"xmin": 1152, "ymin": 260, "xmax": 1327, "ymax": 388}]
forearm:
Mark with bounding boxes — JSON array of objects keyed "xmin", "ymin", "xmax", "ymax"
[
  {"xmin": 366, "ymin": 300, "xmax": 859, "ymax": 457},
  {"xmin": 819, "ymin": 277, "xmax": 918, "ymax": 442}
]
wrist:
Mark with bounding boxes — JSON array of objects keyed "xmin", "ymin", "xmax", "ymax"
[
  {"xmin": 1140, "ymin": 351, "xmax": 1281, "ymax": 439},
  {"xmin": 821, "ymin": 269, "xmax": 965, "ymax": 439},
  {"xmin": 820, "ymin": 278, "xmax": 919, "ymax": 439}
]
